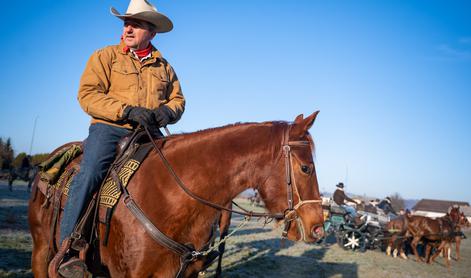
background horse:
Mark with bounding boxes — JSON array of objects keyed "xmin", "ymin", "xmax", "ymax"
[
  {"xmin": 29, "ymin": 112, "xmax": 324, "ymax": 277},
  {"xmin": 424, "ymin": 208, "xmax": 461, "ymax": 266},
  {"xmin": 448, "ymin": 211, "xmax": 469, "ymax": 261},
  {"xmin": 407, "ymin": 207, "xmax": 461, "ymax": 268},
  {"xmin": 385, "ymin": 214, "xmax": 409, "ymax": 259},
  {"xmin": 8, "ymin": 166, "xmax": 36, "ymax": 191}
]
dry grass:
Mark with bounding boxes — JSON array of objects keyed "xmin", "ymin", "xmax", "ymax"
[
  {"xmin": 0, "ymin": 181, "xmax": 33, "ymax": 278},
  {"xmin": 1, "ymin": 183, "xmax": 470, "ymax": 278},
  {"xmin": 202, "ymin": 199, "xmax": 471, "ymax": 278}
]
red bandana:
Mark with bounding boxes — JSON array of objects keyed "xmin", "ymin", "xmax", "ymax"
[
  {"xmin": 122, "ymin": 39, "xmax": 153, "ymax": 59},
  {"xmin": 133, "ymin": 43, "xmax": 153, "ymax": 59}
]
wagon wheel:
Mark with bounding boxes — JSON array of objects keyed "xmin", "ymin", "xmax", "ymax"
[{"xmin": 341, "ymin": 230, "xmax": 366, "ymax": 252}]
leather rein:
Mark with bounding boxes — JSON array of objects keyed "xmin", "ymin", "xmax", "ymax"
[{"xmin": 113, "ymin": 125, "xmax": 322, "ymax": 276}]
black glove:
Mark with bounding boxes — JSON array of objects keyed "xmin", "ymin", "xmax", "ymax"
[
  {"xmin": 153, "ymin": 106, "xmax": 173, "ymax": 127},
  {"xmin": 123, "ymin": 106, "xmax": 156, "ymax": 128}
]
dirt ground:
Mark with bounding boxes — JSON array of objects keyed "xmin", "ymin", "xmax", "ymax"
[
  {"xmin": 0, "ymin": 181, "xmax": 32, "ymax": 278},
  {"xmin": 1, "ymin": 181, "xmax": 470, "ymax": 278}
]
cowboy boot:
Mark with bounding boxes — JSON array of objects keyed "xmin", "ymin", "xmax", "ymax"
[
  {"xmin": 393, "ymin": 249, "xmax": 398, "ymax": 258},
  {"xmin": 400, "ymin": 252, "xmax": 408, "ymax": 260},
  {"xmin": 49, "ymin": 237, "xmax": 72, "ymax": 278},
  {"xmin": 49, "ymin": 237, "xmax": 89, "ymax": 278}
]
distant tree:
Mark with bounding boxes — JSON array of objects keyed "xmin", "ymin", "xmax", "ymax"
[
  {"xmin": 31, "ymin": 153, "xmax": 50, "ymax": 165},
  {"xmin": 390, "ymin": 192, "xmax": 405, "ymax": 212},
  {"xmin": 0, "ymin": 138, "xmax": 3, "ymax": 167},
  {"xmin": 0, "ymin": 137, "xmax": 14, "ymax": 170}
]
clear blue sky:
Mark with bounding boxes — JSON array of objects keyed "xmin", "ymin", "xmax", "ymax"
[{"xmin": 1, "ymin": 1, "xmax": 470, "ymax": 202}]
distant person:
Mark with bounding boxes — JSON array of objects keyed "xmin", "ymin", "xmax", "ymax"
[
  {"xmin": 369, "ymin": 198, "xmax": 380, "ymax": 207},
  {"xmin": 392, "ymin": 208, "xmax": 408, "ymax": 220},
  {"xmin": 20, "ymin": 155, "xmax": 31, "ymax": 169},
  {"xmin": 364, "ymin": 202, "xmax": 378, "ymax": 214},
  {"xmin": 405, "ymin": 209, "xmax": 411, "ymax": 216},
  {"xmin": 333, "ymin": 182, "xmax": 361, "ymax": 219},
  {"xmin": 378, "ymin": 196, "xmax": 397, "ymax": 216},
  {"xmin": 19, "ymin": 155, "xmax": 32, "ymax": 175}
]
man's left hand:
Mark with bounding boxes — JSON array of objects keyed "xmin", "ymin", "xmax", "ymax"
[{"xmin": 153, "ymin": 106, "xmax": 173, "ymax": 127}]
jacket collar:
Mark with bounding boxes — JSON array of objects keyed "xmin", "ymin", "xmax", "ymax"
[{"xmin": 119, "ymin": 40, "xmax": 163, "ymax": 62}]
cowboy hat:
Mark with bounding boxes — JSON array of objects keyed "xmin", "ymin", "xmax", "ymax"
[
  {"xmin": 111, "ymin": 0, "xmax": 173, "ymax": 33},
  {"xmin": 336, "ymin": 182, "xmax": 344, "ymax": 188}
]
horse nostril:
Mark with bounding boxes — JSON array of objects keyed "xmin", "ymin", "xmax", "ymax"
[{"xmin": 311, "ymin": 225, "xmax": 324, "ymax": 239}]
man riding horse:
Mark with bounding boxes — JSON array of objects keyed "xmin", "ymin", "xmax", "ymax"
[{"xmin": 55, "ymin": 0, "xmax": 185, "ymax": 276}]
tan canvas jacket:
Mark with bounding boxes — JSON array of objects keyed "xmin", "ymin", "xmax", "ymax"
[{"xmin": 78, "ymin": 41, "xmax": 185, "ymax": 129}]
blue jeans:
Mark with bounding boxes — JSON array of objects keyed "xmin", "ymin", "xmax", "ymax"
[
  {"xmin": 60, "ymin": 123, "xmax": 131, "ymax": 244},
  {"xmin": 341, "ymin": 204, "xmax": 357, "ymax": 218}
]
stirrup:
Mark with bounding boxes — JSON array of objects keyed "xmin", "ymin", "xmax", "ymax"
[
  {"xmin": 58, "ymin": 257, "xmax": 90, "ymax": 278},
  {"xmin": 49, "ymin": 238, "xmax": 72, "ymax": 278}
]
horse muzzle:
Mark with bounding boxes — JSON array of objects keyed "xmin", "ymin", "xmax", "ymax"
[{"xmin": 311, "ymin": 224, "xmax": 325, "ymax": 243}]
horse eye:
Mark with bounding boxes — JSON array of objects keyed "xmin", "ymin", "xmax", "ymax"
[{"xmin": 301, "ymin": 165, "xmax": 310, "ymax": 174}]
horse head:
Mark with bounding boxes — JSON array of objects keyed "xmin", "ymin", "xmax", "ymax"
[
  {"xmin": 449, "ymin": 206, "xmax": 461, "ymax": 225},
  {"xmin": 257, "ymin": 111, "xmax": 324, "ymax": 243}
]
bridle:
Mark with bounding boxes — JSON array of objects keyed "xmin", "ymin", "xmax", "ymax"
[
  {"xmin": 279, "ymin": 126, "xmax": 323, "ymax": 240},
  {"xmin": 114, "ymin": 124, "xmax": 322, "ymax": 276}
]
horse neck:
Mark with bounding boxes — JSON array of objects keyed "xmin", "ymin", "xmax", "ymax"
[
  {"xmin": 164, "ymin": 122, "xmax": 285, "ymax": 200},
  {"xmin": 148, "ymin": 123, "xmax": 285, "ymax": 249}
]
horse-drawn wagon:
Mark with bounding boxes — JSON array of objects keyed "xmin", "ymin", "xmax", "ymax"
[{"xmin": 323, "ymin": 201, "xmax": 390, "ymax": 252}]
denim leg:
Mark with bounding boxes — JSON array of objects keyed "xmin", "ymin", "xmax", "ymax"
[
  {"xmin": 341, "ymin": 205, "xmax": 357, "ymax": 218},
  {"xmin": 59, "ymin": 123, "xmax": 130, "ymax": 244}
]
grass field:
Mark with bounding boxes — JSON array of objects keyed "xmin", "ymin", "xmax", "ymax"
[{"xmin": 1, "ymin": 181, "xmax": 470, "ymax": 277}]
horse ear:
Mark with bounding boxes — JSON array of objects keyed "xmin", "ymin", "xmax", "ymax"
[
  {"xmin": 294, "ymin": 114, "xmax": 304, "ymax": 123},
  {"xmin": 291, "ymin": 111, "xmax": 319, "ymax": 138}
]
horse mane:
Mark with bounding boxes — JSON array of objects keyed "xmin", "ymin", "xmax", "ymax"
[
  {"xmin": 162, "ymin": 120, "xmax": 315, "ymax": 154},
  {"xmin": 164, "ymin": 120, "xmax": 287, "ymax": 139}
]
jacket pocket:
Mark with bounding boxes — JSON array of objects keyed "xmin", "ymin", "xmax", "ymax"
[
  {"xmin": 151, "ymin": 69, "xmax": 170, "ymax": 100},
  {"xmin": 110, "ymin": 65, "xmax": 139, "ymax": 91}
]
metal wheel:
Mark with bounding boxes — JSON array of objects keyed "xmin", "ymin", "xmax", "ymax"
[{"xmin": 341, "ymin": 230, "xmax": 366, "ymax": 251}]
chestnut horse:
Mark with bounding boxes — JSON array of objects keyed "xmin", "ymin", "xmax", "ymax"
[
  {"xmin": 448, "ymin": 211, "xmax": 469, "ymax": 261},
  {"xmin": 385, "ymin": 214, "xmax": 409, "ymax": 259},
  {"xmin": 29, "ymin": 112, "xmax": 324, "ymax": 277},
  {"xmin": 424, "ymin": 208, "xmax": 461, "ymax": 266},
  {"xmin": 407, "ymin": 207, "xmax": 461, "ymax": 267}
]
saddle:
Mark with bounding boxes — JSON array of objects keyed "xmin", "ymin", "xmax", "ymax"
[{"xmin": 35, "ymin": 130, "xmax": 157, "ymax": 277}]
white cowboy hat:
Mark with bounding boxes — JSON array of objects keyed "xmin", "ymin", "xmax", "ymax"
[{"xmin": 111, "ymin": 0, "xmax": 173, "ymax": 33}]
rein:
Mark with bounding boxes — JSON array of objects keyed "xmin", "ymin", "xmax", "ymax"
[
  {"xmin": 115, "ymin": 125, "xmax": 322, "ymax": 276},
  {"xmin": 143, "ymin": 127, "xmax": 285, "ymax": 220},
  {"xmin": 145, "ymin": 125, "xmax": 322, "ymax": 222}
]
